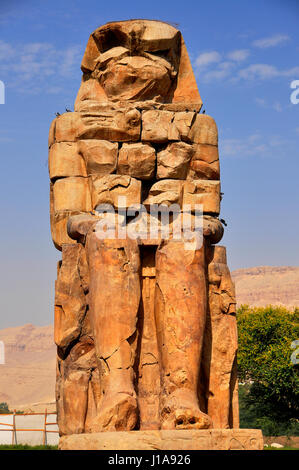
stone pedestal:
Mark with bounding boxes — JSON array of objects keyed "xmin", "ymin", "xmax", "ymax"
[{"xmin": 59, "ymin": 429, "xmax": 263, "ymax": 450}]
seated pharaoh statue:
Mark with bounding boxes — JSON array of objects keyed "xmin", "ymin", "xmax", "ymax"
[{"xmin": 49, "ymin": 19, "xmax": 239, "ymax": 437}]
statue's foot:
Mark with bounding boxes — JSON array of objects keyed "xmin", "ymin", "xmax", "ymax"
[
  {"xmin": 160, "ymin": 389, "xmax": 212, "ymax": 430},
  {"xmin": 91, "ymin": 391, "xmax": 138, "ymax": 432}
]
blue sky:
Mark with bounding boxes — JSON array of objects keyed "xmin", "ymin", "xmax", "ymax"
[{"xmin": 0, "ymin": 0, "xmax": 298, "ymax": 327}]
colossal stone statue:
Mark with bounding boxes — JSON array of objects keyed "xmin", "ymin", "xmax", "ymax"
[{"xmin": 49, "ymin": 20, "xmax": 262, "ymax": 450}]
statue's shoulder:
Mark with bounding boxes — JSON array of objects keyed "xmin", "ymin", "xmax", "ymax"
[
  {"xmin": 48, "ymin": 112, "xmax": 87, "ymax": 182},
  {"xmin": 49, "ymin": 111, "xmax": 81, "ymax": 145}
]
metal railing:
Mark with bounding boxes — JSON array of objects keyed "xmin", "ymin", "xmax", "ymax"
[{"xmin": 0, "ymin": 409, "xmax": 59, "ymax": 446}]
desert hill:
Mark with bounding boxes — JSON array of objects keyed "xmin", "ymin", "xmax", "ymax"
[
  {"xmin": 232, "ymin": 266, "xmax": 299, "ymax": 309},
  {"xmin": 0, "ymin": 266, "xmax": 298, "ymax": 409},
  {"xmin": 0, "ymin": 323, "xmax": 56, "ymax": 409}
]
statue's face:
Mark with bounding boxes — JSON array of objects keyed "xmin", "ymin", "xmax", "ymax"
[{"xmin": 94, "ymin": 47, "xmax": 177, "ymax": 101}]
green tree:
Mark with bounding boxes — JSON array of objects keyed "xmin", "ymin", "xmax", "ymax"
[
  {"xmin": 0, "ymin": 402, "xmax": 10, "ymax": 414},
  {"xmin": 237, "ymin": 306, "xmax": 299, "ymax": 435}
]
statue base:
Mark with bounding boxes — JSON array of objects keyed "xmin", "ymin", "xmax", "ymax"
[{"xmin": 59, "ymin": 429, "xmax": 263, "ymax": 450}]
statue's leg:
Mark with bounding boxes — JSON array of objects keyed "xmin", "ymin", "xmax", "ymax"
[
  {"xmin": 155, "ymin": 239, "xmax": 212, "ymax": 430},
  {"xmin": 86, "ymin": 234, "xmax": 141, "ymax": 432},
  {"xmin": 205, "ymin": 245, "xmax": 238, "ymax": 428}
]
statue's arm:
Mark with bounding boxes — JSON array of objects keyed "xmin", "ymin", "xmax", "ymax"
[{"xmin": 49, "ymin": 113, "xmax": 91, "ymax": 250}]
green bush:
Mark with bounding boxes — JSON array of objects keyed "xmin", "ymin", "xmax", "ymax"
[
  {"xmin": 0, "ymin": 444, "xmax": 57, "ymax": 450},
  {"xmin": 237, "ymin": 306, "xmax": 299, "ymax": 436},
  {"xmin": 0, "ymin": 402, "xmax": 10, "ymax": 414}
]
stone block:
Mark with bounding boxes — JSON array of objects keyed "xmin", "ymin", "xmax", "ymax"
[
  {"xmin": 141, "ymin": 110, "xmax": 174, "ymax": 143},
  {"xmin": 192, "ymin": 143, "xmax": 219, "ymax": 164},
  {"xmin": 157, "ymin": 142, "xmax": 193, "ymax": 179},
  {"xmin": 89, "ymin": 174, "xmax": 141, "ymax": 209},
  {"xmin": 188, "ymin": 144, "xmax": 220, "ymax": 179},
  {"xmin": 143, "ymin": 180, "xmax": 184, "ymax": 206},
  {"xmin": 53, "ymin": 177, "xmax": 92, "ymax": 212},
  {"xmin": 78, "ymin": 139, "xmax": 118, "ymax": 176},
  {"xmin": 55, "ymin": 112, "xmax": 80, "ymax": 142},
  {"xmin": 48, "ymin": 118, "xmax": 56, "ymax": 148},
  {"xmin": 188, "ymin": 114, "xmax": 218, "ymax": 145},
  {"xmin": 188, "ymin": 144, "xmax": 220, "ymax": 180},
  {"xmin": 49, "ymin": 142, "xmax": 87, "ymax": 180},
  {"xmin": 183, "ymin": 180, "xmax": 220, "ymax": 214},
  {"xmin": 78, "ymin": 107, "xmax": 141, "ymax": 142},
  {"xmin": 118, "ymin": 143, "xmax": 156, "ymax": 180},
  {"xmin": 172, "ymin": 111, "xmax": 196, "ymax": 141},
  {"xmin": 189, "ymin": 160, "xmax": 220, "ymax": 180}
]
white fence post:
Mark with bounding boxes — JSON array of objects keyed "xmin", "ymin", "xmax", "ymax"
[{"xmin": 0, "ymin": 341, "xmax": 4, "ymax": 364}]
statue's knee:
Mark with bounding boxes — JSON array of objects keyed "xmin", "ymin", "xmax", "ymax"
[{"xmin": 157, "ymin": 239, "xmax": 205, "ymax": 267}]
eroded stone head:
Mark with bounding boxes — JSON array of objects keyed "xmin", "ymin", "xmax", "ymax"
[{"xmin": 76, "ymin": 20, "xmax": 202, "ymax": 109}]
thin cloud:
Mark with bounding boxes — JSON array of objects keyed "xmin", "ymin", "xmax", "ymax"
[
  {"xmin": 0, "ymin": 40, "xmax": 14, "ymax": 60},
  {"xmin": 220, "ymin": 135, "xmax": 268, "ymax": 158},
  {"xmin": 268, "ymin": 136, "xmax": 288, "ymax": 147},
  {"xmin": 0, "ymin": 130, "xmax": 13, "ymax": 143},
  {"xmin": 60, "ymin": 45, "xmax": 82, "ymax": 77},
  {"xmin": 194, "ymin": 33, "xmax": 298, "ymax": 85},
  {"xmin": 195, "ymin": 51, "xmax": 221, "ymax": 68},
  {"xmin": 47, "ymin": 86, "xmax": 64, "ymax": 94},
  {"xmin": 239, "ymin": 64, "xmax": 279, "ymax": 80},
  {"xmin": 273, "ymin": 102, "xmax": 282, "ymax": 112},
  {"xmin": 220, "ymin": 133, "xmax": 286, "ymax": 158},
  {"xmin": 252, "ymin": 34, "xmax": 290, "ymax": 48},
  {"xmin": 255, "ymin": 98, "xmax": 267, "ymax": 107},
  {"xmin": 227, "ymin": 49, "xmax": 250, "ymax": 61},
  {"xmin": 220, "ymin": 131, "xmax": 292, "ymax": 159},
  {"xmin": 0, "ymin": 40, "xmax": 83, "ymax": 94},
  {"xmin": 255, "ymin": 98, "xmax": 283, "ymax": 112},
  {"xmin": 238, "ymin": 64, "xmax": 299, "ymax": 81},
  {"xmin": 201, "ymin": 61, "xmax": 235, "ymax": 82}
]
